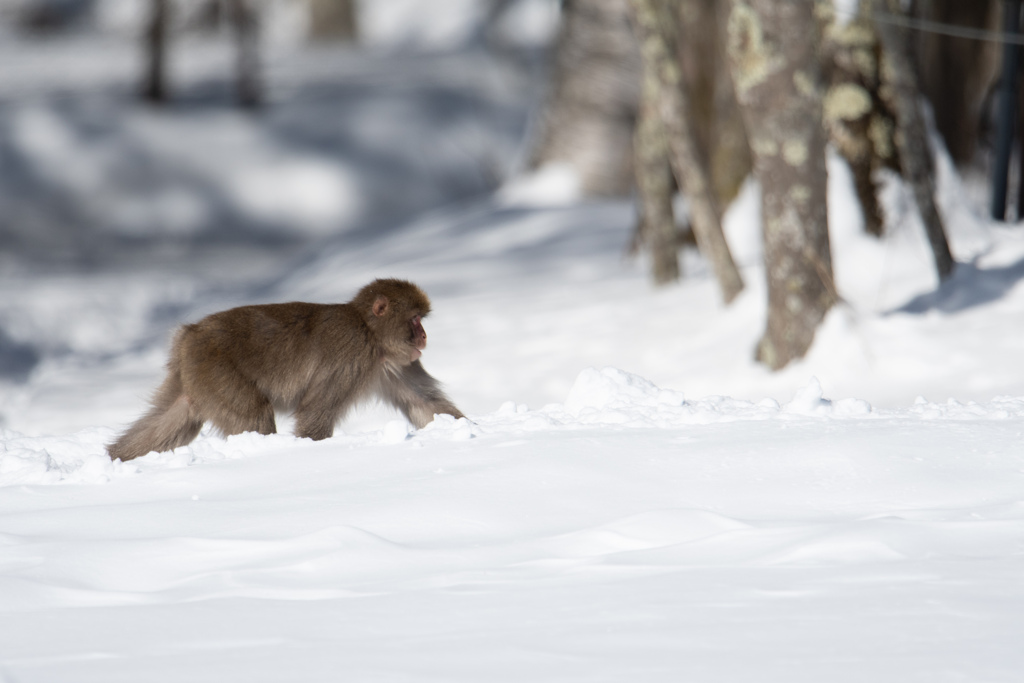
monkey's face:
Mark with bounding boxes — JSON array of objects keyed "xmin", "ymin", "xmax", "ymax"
[
  {"xmin": 363, "ymin": 284, "xmax": 432, "ymax": 366},
  {"xmin": 409, "ymin": 314, "xmax": 427, "ymax": 361}
]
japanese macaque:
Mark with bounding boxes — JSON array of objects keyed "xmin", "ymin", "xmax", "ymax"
[{"xmin": 107, "ymin": 279, "xmax": 464, "ymax": 461}]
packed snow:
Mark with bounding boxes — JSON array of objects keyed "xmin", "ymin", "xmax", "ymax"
[{"xmin": 2, "ymin": 3, "xmax": 1024, "ymax": 681}]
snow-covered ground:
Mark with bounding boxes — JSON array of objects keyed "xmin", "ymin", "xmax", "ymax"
[{"xmin": 2, "ymin": 7, "xmax": 1024, "ymax": 681}]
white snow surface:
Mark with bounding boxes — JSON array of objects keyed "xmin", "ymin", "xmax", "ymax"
[{"xmin": 2, "ymin": 12, "xmax": 1024, "ymax": 683}]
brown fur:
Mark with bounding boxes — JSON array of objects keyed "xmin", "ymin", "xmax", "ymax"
[{"xmin": 107, "ymin": 279, "xmax": 464, "ymax": 461}]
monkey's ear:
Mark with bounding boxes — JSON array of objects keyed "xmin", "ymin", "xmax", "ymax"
[{"xmin": 372, "ymin": 295, "xmax": 390, "ymax": 317}]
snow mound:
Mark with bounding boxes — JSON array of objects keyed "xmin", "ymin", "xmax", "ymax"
[
  {"xmin": 6, "ymin": 369, "xmax": 1024, "ymax": 488},
  {"xmin": 557, "ymin": 368, "xmax": 874, "ymax": 427},
  {"xmin": 0, "ymin": 428, "xmax": 127, "ymax": 485}
]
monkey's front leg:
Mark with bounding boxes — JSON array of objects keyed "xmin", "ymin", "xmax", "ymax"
[{"xmin": 381, "ymin": 360, "xmax": 464, "ymax": 429}]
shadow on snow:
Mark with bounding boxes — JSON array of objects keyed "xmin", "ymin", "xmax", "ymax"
[{"xmin": 892, "ymin": 256, "xmax": 1024, "ymax": 315}]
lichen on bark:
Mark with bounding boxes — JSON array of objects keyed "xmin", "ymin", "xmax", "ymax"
[
  {"xmin": 726, "ymin": 2, "xmax": 783, "ymax": 98},
  {"xmin": 727, "ymin": 0, "xmax": 834, "ymax": 370}
]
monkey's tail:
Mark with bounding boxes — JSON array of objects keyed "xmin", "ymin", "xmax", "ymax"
[{"xmin": 106, "ymin": 357, "xmax": 203, "ymax": 462}]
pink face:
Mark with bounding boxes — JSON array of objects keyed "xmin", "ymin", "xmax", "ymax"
[{"xmin": 410, "ymin": 314, "xmax": 426, "ymax": 360}]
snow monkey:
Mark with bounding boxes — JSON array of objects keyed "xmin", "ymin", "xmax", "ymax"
[{"xmin": 107, "ymin": 279, "xmax": 464, "ymax": 461}]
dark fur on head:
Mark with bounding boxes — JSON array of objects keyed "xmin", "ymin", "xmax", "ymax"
[
  {"xmin": 353, "ymin": 278, "xmax": 431, "ymax": 320},
  {"xmin": 353, "ymin": 278, "xmax": 432, "ymax": 365}
]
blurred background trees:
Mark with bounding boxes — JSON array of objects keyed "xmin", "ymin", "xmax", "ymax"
[
  {"xmin": 629, "ymin": 0, "xmax": 743, "ymax": 301},
  {"xmin": 533, "ymin": 0, "xmax": 993, "ymax": 367},
  {"xmin": 141, "ymin": 0, "xmax": 356, "ymax": 107},
  {"xmin": 308, "ymin": 0, "xmax": 357, "ymax": 41},
  {"xmin": 526, "ymin": 0, "xmax": 640, "ymax": 196},
  {"xmin": 871, "ymin": 0, "xmax": 953, "ymax": 280},
  {"xmin": 0, "ymin": 0, "xmax": 1012, "ymax": 370},
  {"xmin": 141, "ymin": 0, "xmax": 268, "ymax": 108},
  {"xmin": 916, "ymin": 1, "xmax": 1000, "ymax": 168}
]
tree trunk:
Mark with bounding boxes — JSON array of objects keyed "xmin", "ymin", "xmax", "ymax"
[
  {"xmin": 142, "ymin": 0, "xmax": 169, "ymax": 103},
  {"xmin": 819, "ymin": 2, "xmax": 899, "ymax": 237},
  {"xmin": 676, "ymin": 0, "xmax": 752, "ymax": 209},
  {"xmin": 632, "ymin": 45, "xmax": 680, "ymax": 285},
  {"xmin": 309, "ymin": 0, "xmax": 358, "ymax": 41},
  {"xmin": 229, "ymin": 0, "xmax": 262, "ymax": 109},
  {"xmin": 915, "ymin": 0, "xmax": 1000, "ymax": 167},
  {"xmin": 873, "ymin": 0, "xmax": 955, "ymax": 281},
  {"xmin": 727, "ymin": 0, "xmax": 834, "ymax": 370},
  {"xmin": 528, "ymin": 0, "xmax": 641, "ymax": 197},
  {"xmin": 630, "ymin": 0, "xmax": 744, "ymax": 302}
]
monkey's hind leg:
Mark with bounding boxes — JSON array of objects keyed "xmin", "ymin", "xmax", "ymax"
[
  {"xmin": 206, "ymin": 388, "xmax": 276, "ymax": 438},
  {"xmin": 187, "ymin": 367, "xmax": 276, "ymax": 438},
  {"xmin": 175, "ymin": 328, "xmax": 277, "ymax": 438},
  {"xmin": 107, "ymin": 368, "xmax": 204, "ymax": 461}
]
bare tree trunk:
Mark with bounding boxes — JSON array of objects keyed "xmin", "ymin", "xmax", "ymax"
[
  {"xmin": 676, "ymin": 0, "xmax": 752, "ymax": 208},
  {"xmin": 819, "ymin": 1, "xmax": 899, "ymax": 237},
  {"xmin": 630, "ymin": 0, "xmax": 744, "ymax": 302},
  {"xmin": 915, "ymin": 0, "xmax": 1000, "ymax": 167},
  {"xmin": 229, "ymin": 0, "xmax": 262, "ymax": 109},
  {"xmin": 142, "ymin": 0, "xmax": 169, "ymax": 103},
  {"xmin": 309, "ymin": 0, "xmax": 358, "ymax": 41},
  {"xmin": 727, "ymin": 0, "xmax": 834, "ymax": 370},
  {"xmin": 529, "ymin": 0, "xmax": 641, "ymax": 197},
  {"xmin": 873, "ymin": 0, "xmax": 955, "ymax": 281},
  {"xmin": 632, "ymin": 49, "xmax": 680, "ymax": 285}
]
